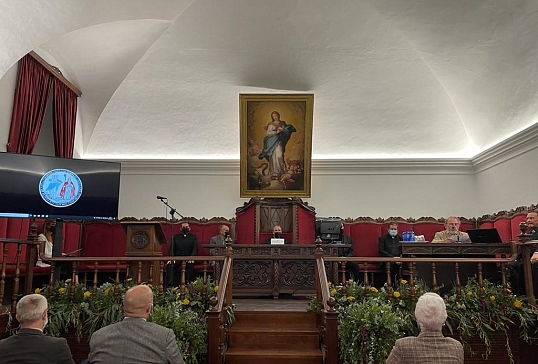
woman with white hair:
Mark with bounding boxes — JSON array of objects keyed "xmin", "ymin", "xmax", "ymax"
[{"xmin": 386, "ymin": 292, "xmax": 464, "ymax": 363}]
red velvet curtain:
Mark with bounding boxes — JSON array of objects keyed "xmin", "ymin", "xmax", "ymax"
[
  {"xmin": 52, "ymin": 80, "xmax": 78, "ymax": 158},
  {"xmin": 6, "ymin": 55, "xmax": 54, "ymax": 154}
]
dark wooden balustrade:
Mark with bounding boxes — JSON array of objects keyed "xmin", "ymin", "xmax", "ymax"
[{"xmin": 3, "ymin": 236, "xmax": 537, "ymax": 364}]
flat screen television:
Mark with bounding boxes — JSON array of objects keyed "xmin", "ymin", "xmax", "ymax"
[{"xmin": 0, "ymin": 152, "xmax": 121, "ymax": 221}]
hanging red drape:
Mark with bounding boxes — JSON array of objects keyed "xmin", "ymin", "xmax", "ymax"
[
  {"xmin": 6, "ymin": 55, "xmax": 54, "ymax": 154},
  {"xmin": 52, "ymin": 80, "xmax": 78, "ymax": 158}
]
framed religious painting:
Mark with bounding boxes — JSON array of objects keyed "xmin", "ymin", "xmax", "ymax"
[{"xmin": 239, "ymin": 94, "xmax": 313, "ymax": 198}]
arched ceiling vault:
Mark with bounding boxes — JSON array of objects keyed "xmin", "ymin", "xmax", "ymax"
[{"xmin": 1, "ymin": 0, "xmax": 537, "ymax": 159}]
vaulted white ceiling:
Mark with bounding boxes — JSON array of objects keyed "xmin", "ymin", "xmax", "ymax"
[{"xmin": 1, "ymin": 0, "xmax": 537, "ymax": 159}]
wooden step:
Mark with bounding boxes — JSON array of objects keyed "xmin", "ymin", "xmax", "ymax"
[
  {"xmin": 225, "ymin": 349, "xmax": 323, "ymax": 364},
  {"xmin": 225, "ymin": 310, "xmax": 323, "ymax": 364},
  {"xmin": 232, "ymin": 311, "xmax": 317, "ymax": 329},
  {"xmin": 229, "ymin": 328, "xmax": 319, "ymax": 350}
]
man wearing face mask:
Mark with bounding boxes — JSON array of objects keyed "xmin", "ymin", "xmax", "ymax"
[
  {"xmin": 378, "ymin": 222, "xmax": 403, "ymax": 283},
  {"xmin": 88, "ymin": 285, "xmax": 184, "ymax": 364},
  {"xmin": 0, "ymin": 294, "xmax": 75, "ymax": 364},
  {"xmin": 166, "ymin": 222, "xmax": 198, "ymax": 286},
  {"xmin": 263, "ymin": 225, "xmax": 290, "ymax": 244}
]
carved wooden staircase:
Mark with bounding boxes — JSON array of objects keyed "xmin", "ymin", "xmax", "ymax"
[{"xmin": 225, "ymin": 311, "xmax": 323, "ymax": 364}]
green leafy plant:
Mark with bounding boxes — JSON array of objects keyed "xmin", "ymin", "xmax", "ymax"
[
  {"xmin": 310, "ymin": 277, "xmax": 538, "ymax": 364},
  {"xmin": 8, "ymin": 277, "xmax": 228, "ymax": 364},
  {"xmin": 444, "ymin": 277, "xmax": 538, "ymax": 362},
  {"xmin": 339, "ymin": 299, "xmax": 406, "ymax": 364}
]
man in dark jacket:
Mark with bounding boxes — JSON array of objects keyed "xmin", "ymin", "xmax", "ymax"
[
  {"xmin": 0, "ymin": 294, "xmax": 75, "ymax": 364},
  {"xmin": 378, "ymin": 221, "xmax": 403, "ymax": 284},
  {"xmin": 167, "ymin": 222, "xmax": 198, "ymax": 286},
  {"xmin": 508, "ymin": 211, "xmax": 538, "ymax": 296}
]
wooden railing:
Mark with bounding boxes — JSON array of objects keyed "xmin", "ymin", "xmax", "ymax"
[
  {"xmin": 314, "ymin": 241, "xmax": 339, "ymax": 364},
  {"xmin": 207, "ymin": 239, "xmax": 234, "ymax": 364},
  {"xmin": 2, "ymin": 236, "xmax": 534, "ymax": 364},
  {"xmin": 0, "ymin": 238, "xmax": 40, "ymax": 312}
]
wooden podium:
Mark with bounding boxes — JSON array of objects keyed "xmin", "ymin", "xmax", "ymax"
[{"xmin": 122, "ymin": 221, "xmax": 167, "ymax": 284}]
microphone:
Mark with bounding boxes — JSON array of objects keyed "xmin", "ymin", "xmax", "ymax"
[{"xmin": 157, "ymin": 196, "xmax": 167, "ymax": 200}]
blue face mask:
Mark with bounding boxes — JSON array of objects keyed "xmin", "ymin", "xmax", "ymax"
[{"xmin": 389, "ymin": 229, "xmax": 398, "ymax": 237}]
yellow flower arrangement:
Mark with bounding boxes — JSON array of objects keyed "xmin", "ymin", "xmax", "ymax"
[
  {"xmin": 83, "ymin": 291, "xmax": 91, "ymax": 298},
  {"xmin": 370, "ymin": 287, "xmax": 378, "ymax": 293},
  {"xmin": 393, "ymin": 291, "xmax": 401, "ymax": 298},
  {"xmin": 182, "ymin": 298, "xmax": 190, "ymax": 305},
  {"xmin": 513, "ymin": 299, "xmax": 522, "ymax": 308},
  {"xmin": 347, "ymin": 296, "xmax": 355, "ymax": 302},
  {"xmin": 467, "ymin": 290, "xmax": 473, "ymax": 296},
  {"xmin": 65, "ymin": 279, "xmax": 71, "ymax": 283},
  {"xmin": 35, "ymin": 288, "xmax": 41, "ymax": 294},
  {"xmin": 214, "ymin": 285, "xmax": 219, "ymax": 292},
  {"xmin": 489, "ymin": 295, "xmax": 495, "ymax": 301},
  {"xmin": 331, "ymin": 288, "xmax": 337, "ymax": 295},
  {"xmin": 103, "ymin": 288, "xmax": 110, "ymax": 296},
  {"xmin": 58, "ymin": 287, "xmax": 67, "ymax": 294},
  {"xmin": 400, "ymin": 279, "xmax": 407, "ymax": 285}
]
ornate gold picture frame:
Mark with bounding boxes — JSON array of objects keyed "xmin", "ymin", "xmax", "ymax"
[{"xmin": 239, "ymin": 94, "xmax": 313, "ymax": 198}]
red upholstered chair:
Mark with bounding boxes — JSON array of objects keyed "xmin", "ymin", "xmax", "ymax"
[
  {"xmin": 347, "ymin": 222, "xmax": 383, "ymax": 259},
  {"xmin": 235, "ymin": 204, "xmax": 256, "ymax": 244},
  {"xmin": 509, "ymin": 214, "xmax": 527, "ymax": 241},
  {"xmin": 235, "ymin": 198, "xmax": 315, "ymax": 245},
  {"xmin": 79, "ymin": 222, "xmax": 126, "ymax": 272}
]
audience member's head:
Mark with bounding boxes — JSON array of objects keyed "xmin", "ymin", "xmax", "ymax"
[
  {"xmin": 16, "ymin": 294, "xmax": 48, "ymax": 329},
  {"xmin": 273, "ymin": 225, "xmax": 282, "ymax": 238},
  {"xmin": 41, "ymin": 220, "xmax": 56, "ymax": 235},
  {"xmin": 414, "ymin": 292, "xmax": 447, "ymax": 332},
  {"xmin": 445, "ymin": 216, "xmax": 461, "ymax": 234},
  {"xmin": 525, "ymin": 211, "xmax": 538, "ymax": 229},
  {"xmin": 218, "ymin": 224, "xmax": 230, "ymax": 237},
  {"xmin": 123, "ymin": 285, "xmax": 154, "ymax": 319},
  {"xmin": 387, "ymin": 221, "xmax": 398, "ymax": 236}
]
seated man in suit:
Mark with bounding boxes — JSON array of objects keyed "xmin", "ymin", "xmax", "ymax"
[
  {"xmin": 508, "ymin": 211, "xmax": 538, "ymax": 296},
  {"xmin": 0, "ymin": 294, "xmax": 75, "ymax": 364},
  {"xmin": 209, "ymin": 224, "xmax": 230, "ymax": 266},
  {"xmin": 209, "ymin": 224, "xmax": 230, "ymax": 245},
  {"xmin": 263, "ymin": 225, "xmax": 290, "ymax": 244},
  {"xmin": 378, "ymin": 221, "xmax": 403, "ymax": 284},
  {"xmin": 88, "ymin": 285, "xmax": 184, "ymax": 364},
  {"xmin": 432, "ymin": 216, "xmax": 470, "ymax": 243},
  {"xmin": 386, "ymin": 292, "xmax": 464, "ymax": 363}
]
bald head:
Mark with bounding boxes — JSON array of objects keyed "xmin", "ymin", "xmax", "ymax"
[{"xmin": 123, "ymin": 285, "xmax": 153, "ymax": 318}]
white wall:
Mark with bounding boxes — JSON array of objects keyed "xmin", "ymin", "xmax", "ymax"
[
  {"xmin": 475, "ymin": 147, "xmax": 538, "ymax": 216},
  {"xmin": 118, "ymin": 161, "xmax": 478, "ymax": 220},
  {"xmin": 0, "ymin": 62, "xmax": 17, "ymax": 150}
]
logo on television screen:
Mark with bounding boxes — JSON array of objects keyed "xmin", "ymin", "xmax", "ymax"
[{"xmin": 39, "ymin": 169, "xmax": 83, "ymax": 208}]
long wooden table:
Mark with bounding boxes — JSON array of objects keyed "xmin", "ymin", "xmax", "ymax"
[
  {"xmin": 205, "ymin": 244, "xmax": 347, "ymax": 298},
  {"xmin": 400, "ymin": 242, "xmax": 515, "ymax": 292}
]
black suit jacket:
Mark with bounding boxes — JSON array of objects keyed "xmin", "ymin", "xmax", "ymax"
[
  {"xmin": 0, "ymin": 328, "xmax": 75, "ymax": 364},
  {"xmin": 168, "ymin": 232, "xmax": 198, "ymax": 257}
]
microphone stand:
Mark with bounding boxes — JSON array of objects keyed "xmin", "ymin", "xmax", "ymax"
[{"xmin": 158, "ymin": 197, "xmax": 184, "ymax": 243}]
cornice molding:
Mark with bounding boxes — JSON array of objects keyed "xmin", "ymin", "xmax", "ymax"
[
  {"xmin": 115, "ymin": 158, "xmax": 474, "ymax": 175},
  {"xmin": 105, "ymin": 124, "xmax": 538, "ymax": 175},
  {"xmin": 471, "ymin": 123, "xmax": 538, "ymax": 172}
]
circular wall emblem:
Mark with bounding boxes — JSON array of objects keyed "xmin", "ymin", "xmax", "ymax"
[
  {"xmin": 39, "ymin": 169, "xmax": 83, "ymax": 208},
  {"xmin": 131, "ymin": 231, "xmax": 150, "ymax": 249}
]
